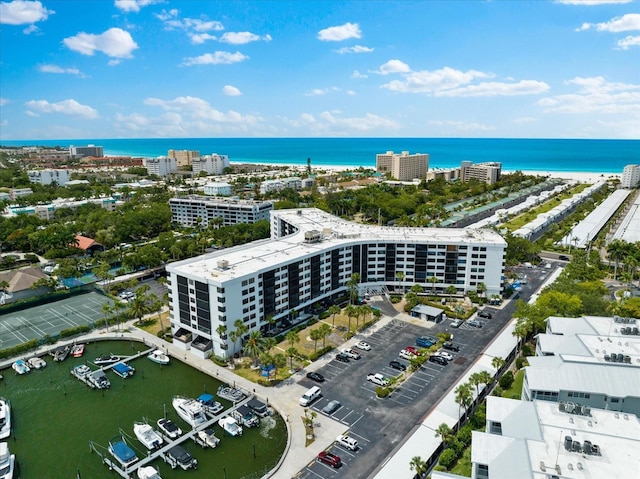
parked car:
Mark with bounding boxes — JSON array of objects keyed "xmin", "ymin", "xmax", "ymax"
[
  {"xmin": 306, "ymin": 372, "xmax": 325, "ymax": 383},
  {"xmin": 467, "ymin": 320, "xmax": 484, "ymax": 328},
  {"xmin": 399, "ymin": 349, "xmax": 417, "ymax": 360},
  {"xmin": 341, "ymin": 348, "xmax": 361, "ymax": 360},
  {"xmin": 450, "ymin": 318, "xmax": 463, "ymax": 328},
  {"xmin": 559, "ymin": 255, "xmax": 570, "ymax": 261},
  {"xmin": 429, "ymin": 355, "xmax": 448, "ymax": 365},
  {"xmin": 355, "ymin": 341, "xmax": 371, "ymax": 351},
  {"xmin": 442, "ymin": 341, "xmax": 460, "ymax": 352},
  {"xmin": 389, "ymin": 360, "xmax": 407, "ymax": 371},
  {"xmin": 336, "ymin": 434, "xmax": 358, "ymax": 451},
  {"xmin": 478, "ymin": 310, "xmax": 493, "ymax": 319},
  {"xmin": 322, "ymin": 400, "xmax": 341, "ymax": 415},
  {"xmin": 367, "ymin": 372, "xmax": 389, "ymax": 386},
  {"xmin": 335, "ymin": 353, "xmax": 350, "ymax": 363},
  {"xmin": 416, "ymin": 336, "xmax": 436, "ymax": 348},
  {"xmin": 405, "ymin": 346, "xmax": 421, "ymax": 356},
  {"xmin": 435, "ymin": 350, "xmax": 454, "ymax": 361},
  {"xmin": 317, "ymin": 451, "xmax": 342, "ymax": 468}
]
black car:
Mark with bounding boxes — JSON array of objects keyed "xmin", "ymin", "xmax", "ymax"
[
  {"xmin": 559, "ymin": 255, "xmax": 570, "ymax": 261},
  {"xmin": 442, "ymin": 341, "xmax": 460, "ymax": 352},
  {"xmin": 478, "ymin": 310, "xmax": 493, "ymax": 319},
  {"xmin": 389, "ymin": 360, "xmax": 407, "ymax": 371},
  {"xmin": 335, "ymin": 352, "xmax": 350, "ymax": 363},
  {"xmin": 429, "ymin": 355, "xmax": 448, "ymax": 366},
  {"xmin": 306, "ymin": 371, "xmax": 325, "ymax": 383}
]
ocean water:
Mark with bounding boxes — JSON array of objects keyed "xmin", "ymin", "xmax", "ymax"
[{"xmin": 2, "ymin": 138, "xmax": 639, "ymax": 173}]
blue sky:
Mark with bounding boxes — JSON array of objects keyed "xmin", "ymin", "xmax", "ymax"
[{"xmin": 0, "ymin": 0, "xmax": 638, "ymax": 140}]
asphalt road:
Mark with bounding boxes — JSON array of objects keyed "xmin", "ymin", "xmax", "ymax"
[{"xmin": 293, "ymin": 262, "xmax": 556, "ymax": 479}]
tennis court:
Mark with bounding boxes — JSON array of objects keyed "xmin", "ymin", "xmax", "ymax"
[{"xmin": 0, "ymin": 292, "xmax": 115, "ymax": 350}]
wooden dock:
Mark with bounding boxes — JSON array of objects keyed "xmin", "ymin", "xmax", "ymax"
[{"xmin": 95, "ymin": 347, "xmax": 155, "ymax": 371}]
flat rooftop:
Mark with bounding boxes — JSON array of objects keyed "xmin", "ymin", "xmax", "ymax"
[{"xmin": 613, "ymin": 193, "xmax": 640, "ymax": 243}]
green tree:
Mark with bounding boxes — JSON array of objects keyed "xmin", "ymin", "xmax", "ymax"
[
  {"xmin": 454, "ymin": 382, "xmax": 474, "ymax": 422},
  {"xmin": 428, "ymin": 276, "xmax": 438, "ymax": 294},
  {"xmin": 409, "ymin": 456, "xmax": 427, "ymax": 477},
  {"xmin": 345, "ymin": 304, "xmax": 359, "ymax": 333},
  {"xmin": 434, "ymin": 423, "xmax": 453, "ymax": 444},
  {"xmin": 233, "ymin": 319, "xmax": 248, "ymax": 359},
  {"xmin": 244, "ymin": 330, "xmax": 266, "ymax": 366},
  {"xmin": 286, "ymin": 330, "xmax": 300, "ymax": 349},
  {"xmin": 318, "ymin": 323, "xmax": 332, "ymax": 348},
  {"xmin": 607, "ymin": 239, "xmax": 629, "ymax": 279},
  {"xmin": 346, "ymin": 273, "xmax": 361, "ymax": 304},
  {"xmin": 286, "ymin": 346, "xmax": 297, "ymax": 371},
  {"xmin": 309, "ymin": 328, "xmax": 322, "ymax": 352},
  {"xmin": 328, "ymin": 305, "xmax": 340, "ymax": 328},
  {"xmin": 492, "ymin": 356, "xmax": 506, "ymax": 372},
  {"xmin": 128, "ymin": 285, "xmax": 153, "ymax": 324},
  {"xmin": 446, "ymin": 285, "xmax": 457, "ymax": 296}
]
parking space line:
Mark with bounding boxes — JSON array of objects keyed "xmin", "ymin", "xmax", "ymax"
[{"xmin": 350, "ymin": 413, "xmax": 365, "ymax": 428}]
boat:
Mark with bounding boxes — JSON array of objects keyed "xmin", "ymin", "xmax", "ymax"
[
  {"xmin": 157, "ymin": 418, "xmax": 182, "ymax": 439},
  {"xmin": 0, "ymin": 399, "xmax": 10, "ymax": 440},
  {"xmin": 217, "ymin": 384, "xmax": 246, "ymax": 402},
  {"xmin": 94, "ymin": 353, "xmax": 125, "ymax": 366},
  {"xmin": 173, "ymin": 396, "xmax": 207, "ymax": 428},
  {"xmin": 137, "ymin": 465, "xmax": 162, "ymax": 479},
  {"xmin": 196, "ymin": 428, "xmax": 220, "ymax": 448},
  {"xmin": 148, "ymin": 349, "xmax": 170, "ymax": 365},
  {"xmin": 71, "ymin": 343, "xmax": 85, "ymax": 358},
  {"xmin": 218, "ymin": 416, "xmax": 243, "ymax": 436},
  {"xmin": 133, "ymin": 422, "xmax": 163, "ymax": 450},
  {"xmin": 11, "ymin": 359, "xmax": 30, "ymax": 375},
  {"xmin": 27, "ymin": 357, "xmax": 46, "ymax": 369},
  {"xmin": 108, "ymin": 435, "xmax": 138, "ymax": 467},
  {"xmin": 197, "ymin": 393, "xmax": 224, "ymax": 416},
  {"xmin": 231, "ymin": 405, "xmax": 260, "ymax": 428},
  {"xmin": 52, "ymin": 345, "xmax": 71, "ymax": 362},
  {"xmin": 165, "ymin": 445, "xmax": 197, "ymax": 470},
  {"xmin": 112, "ymin": 362, "xmax": 135, "ymax": 378},
  {"xmin": 71, "ymin": 364, "xmax": 92, "ymax": 382},
  {"xmin": 88, "ymin": 369, "xmax": 110, "ymax": 389},
  {"xmin": 247, "ymin": 397, "xmax": 270, "ymax": 417},
  {"xmin": 0, "ymin": 442, "xmax": 15, "ymax": 479}
]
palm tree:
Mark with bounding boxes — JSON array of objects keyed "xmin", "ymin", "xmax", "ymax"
[
  {"xmin": 492, "ymin": 356, "xmax": 506, "ymax": 373},
  {"xmin": 233, "ymin": 319, "xmax": 248, "ymax": 358},
  {"xmin": 228, "ymin": 330, "xmax": 238, "ymax": 361},
  {"xmin": 328, "ymin": 305, "xmax": 340, "ymax": 328},
  {"xmin": 395, "ymin": 271, "xmax": 405, "ymax": 293},
  {"xmin": 409, "ymin": 456, "xmax": 427, "ymax": 478},
  {"xmin": 244, "ymin": 330, "xmax": 266, "ymax": 366},
  {"xmin": 607, "ymin": 239, "xmax": 629, "ymax": 280},
  {"xmin": 101, "ymin": 302, "xmax": 112, "ymax": 331},
  {"xmin": 625, "ymin": 255, "xmax": 638, "ymax": 289},
  {"xmin": 286, "ymin": 346, "xmax": 297, "ymax": 371},
  {"xmin": 446, "ymin": 285, "xmax": 457, "ymax": 296},
  {"xmin": 428, "ymin": 276, "xmax": 438, "ymax": 294},
  {"xmin": 345, "ymin": 304, "xmax": 358, "ymax": 333},
  {"xmin": 128, "ymin": 286, "xmax": 153, "ymax": 324},
  {"xmin": 454, "ymin": 382, "xmax": 474, "ymax": 423},
  {"xmin": 346, "ymin": 273, "xmax": 360, "ymax": 304},
  {"xmin": 469, "ymin": 372, "xmax": 483, "ymax": 396},
  {"xmin": 216, "ymin": 324, "xmax": 227, "ymax": 339},
  {"xmin": 434, "ymin": 423, "xmax": 453, "ymax": 444},
  {"xmin": 265, "ymin": 315, "xmax": 276, "ymax": 334},
  {"xmin": 309, "ymin": 328, "xmax": 322, "ymax": 352},
  {"xmin": 285, "ymin": 330, "xmax": 300, "ymax": 349},
  {"xmin": 318, "ymin": 323, "xmax": 332, "ymax": 348},
  {"xmin": 476, "ymin": 370, "xmax": 492, "ymax": 392},
  {"xmin": 476, "ymin": 282, "xmax": 487, "ymax": 297}
]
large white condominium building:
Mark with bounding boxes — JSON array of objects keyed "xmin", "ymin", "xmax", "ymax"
[
  {"xmin": 166, "ymin": 208, "xmax": 506, "ymax": 359},
  {"xmin": 433, "ymin": 396, "xmax": 640, "ymax": 479},
  {"xmin": 28, "ymin": 168, "xmax": 71, "ymax": 186},
  {"xmin": 621, "ymin": 164, "xmax": 640, "ymax": 189},
  {"xmin": 146, "ymin": 156, "xmax": 177, "ymax": 177},
  {"xmin": 168, "ymin": 149, "xmax": 200, "ymax": 168},
  {"xmin": 376, "ymin": 151, "xmax": 429, "ymax": 181},
  {"xmin": 461, "ymin": 161, "xmax": 502, "ymax": 184},
  {"xmin": 203, "ymin": 182, "xmax": 232, "ymax": 196},
  {"xmin": 69, "ymin": 144, "xmax": 103, "ymax": 158},
  {"xmin": 169, "ymin": 196, "xmax": 273, "ymax": 228},
  {"xmin": 192, "ymin": 154, "xmax": 230, "ymax": 175}
]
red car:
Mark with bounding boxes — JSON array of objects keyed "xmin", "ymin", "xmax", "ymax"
[
  {"xmin": 317, "ymin": 451, "xmax": 342, "ymax": 468},
  {"xmin": 405, "ymin": 346, "xmax": 421, "ymax": 356}
]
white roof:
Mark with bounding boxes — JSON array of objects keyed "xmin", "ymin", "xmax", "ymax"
[{"xmin": 613, "ymin": 194, "xmax": 640, "ymax": 243}]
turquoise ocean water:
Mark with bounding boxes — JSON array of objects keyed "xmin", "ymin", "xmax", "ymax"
[{"xmin": 2, "ymin": 138, "xmax": 639, "ymax": 173}]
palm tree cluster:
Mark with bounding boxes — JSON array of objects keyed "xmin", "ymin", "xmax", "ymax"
[{"xmin": 607, "ymin": 239, "xmax": 640, "ymax": 287}]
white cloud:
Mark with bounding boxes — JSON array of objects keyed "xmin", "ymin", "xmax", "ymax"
[
  {"xmin": 352, "ymin": 70, "xmax": 368, "ymax": 79},
  {"xmin": 190, "ymin": 33, "xmax": 217, "ymax": 44},
  {"xmin": 38, "ymin": 64, "xmax": 84, "ymax": 76},
  {"xmin": 63, "ymin": 28, "xmax": 138, "ymax": 58},
  {"xmin": 578, "ymin": 13, "xmax": 640, "ymax": 32},
  {"xmin": 382, "ymin": 66, "xmax": 491, "ymax": 93},
  {"xmin": 557, "ymin": 0, "xmax": 632, "ymax": 4},
  {"xmin": 142, "ymin": 96, "xmax": 262, "ymax": 127},
  {"xmin": 289, "ymin": 111, "xmax": 400, "ymax": 133},
  {"xmin": 220, "ymin": 31, "xmax": 272, "ymax": 44},
  {"xmin": 617, "ymin": 35, "xmax": 640, "ymax": 49},
  {"xmin": 222, "ymin": 85, "xmax": 242, "ymax": 96},
  {"xmin": 0, "ymin": 98, "xmax": 9, "ymax": 106},
  {"xmin": 429, "ymin": 120, "xmax": 495, "ymax": 132},
  {"xmin": 317, "ymin": 22, "xmax": 361, "ymax": 41},
  {"xmin": 155, "ymin": 9, "xmax": 224, "ymax": 43},
  {"xmin": 305, "ymin": 87, "xmax": 340, "ymax": 96},
  {"xmin": 335, "ymin": 45, "xmax": 373, "ymax": 54},
  {"xmin": 181, "ymin": 51, "xmax": 249, "ymax": 66},
  {"xmin": 22, "ymin": 24, "xmax": 38, "ymax": 34},
  {"xmin": 537, "ymin": 76, "xmax": 640, "ymax": 114},
  {"xmin": 436, "ymin": 80, "xmax": 550, "ymax": 97},
  {"xmin": 0, "ymin": 0, "xmax": 54, "ymax": 25},
  {"xmin": 114, "ymin": 0, "xmax": 161, "ymax": 13},
  {"xmin": 25, "ymin": 99, "xmax": 98, "ymax": 119},
  {"xmin": 346, "ymin": 90, "xmax": 356, "ymax": 96},
  {"xmin": 375, "ymin": 59, "xmax": 411, "ymax": 75}
]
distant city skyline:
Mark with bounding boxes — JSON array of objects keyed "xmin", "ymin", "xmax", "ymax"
[{"xmin": 0, "ymin": 0, "xmax": 639, "ymax": 140}]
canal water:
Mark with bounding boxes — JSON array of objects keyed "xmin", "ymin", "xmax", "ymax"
[{"xmin": 3, "ymin": 340, "xmax": 287, "ymax": 479}]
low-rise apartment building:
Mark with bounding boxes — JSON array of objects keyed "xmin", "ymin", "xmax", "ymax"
[
  {"xmin": 169, "ymin": 196, "xmax": 273, "ymax": 228},
  {"xmin": 203, "ymin": 182, "xmax": 232, "ymax": 196},
  {"xmin": 461, "ymin": 161, "xmax": 502, "ymax": 184},
  {"xmin": 28, "ymin": 168, "xmax": 71, "ymax": 186}
]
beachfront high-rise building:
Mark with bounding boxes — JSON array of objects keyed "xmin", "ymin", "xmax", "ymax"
[
  {"xmin": 621, "ymin": 164, "xmax": 640, "ymax": 189},
  {"xmin": 146, "ymin": 156, "xmax": 177, "ymax": 177},
  {"xmin": 376, "ymin": 151, "xmax": 429, "ymax": 181},
  {"xmin": 192, "ymin": 154, "xmax": 230, "ymax": 176},
  {"xmin": 69, "ymin": 145, "xmax": 103, "ymax": 158},
  {"xmin": 168, "ymin": 150, "xmax": 200, "ymax": 168},
  {"xmin": 166, "ymin": 208, "xmax": 506, "ymax": 359},
  {"xmin": 461, "ymin": 161, "xmax": 502, "ymax": 184}
]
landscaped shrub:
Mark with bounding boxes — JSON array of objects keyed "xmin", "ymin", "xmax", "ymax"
[
  {"xmin": 499, "ymin": 371, "xmax": 515, "ymax": 389},
  {"xmin": 319, "ymin": 311, "xmax": 330, "ymax": 320},
  {"xmin": 309, "ymin": 346, "xmax": 333, "ymax": 361},
  {"xmin": 516, "ymin": 356, "xmax": 528, "ymax": 369},
  {"xmin": 457, "ymin": 425, "xmax": 473, "ymax": 446},
  {"xmin": 375, "ymin": 386, "xmax": 390, "ymax": 398},
  {"xmin": 521, "ymin": 343, "xmax": 534, "ymax": 356},
  {"xmin": 0, "ymin": 339, "xmax": 39, "ymax": 359},
  {"xmin": 438, "ymin": 448, "xmax": 458, "ymax": 469},
  {"xmin": 59, "ymin": 324, "xmax": 91, "ymax": 338}
]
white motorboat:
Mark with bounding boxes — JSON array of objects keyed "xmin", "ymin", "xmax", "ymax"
[
  {"xmin": 218, "ymin": 416, "xmax": 243, "ymax": 436},
  {"xmin": 137, "ymin": 465, "xmax": 162, "ymax": 479},
  {"xmin": 94, "ymin": 353, "xmax": 125, "ymax": 366},
  {"xmin": 197, "ymin": 394, "xmax": 224, "ymax": 416},
  {"xmin": 27, "ymin": 357, "xmax": 46, "ymax": 369},
  {"xmin": 0, "ymin": 442, "xmax": 15, "ymax": 479},
  {"xmin": 0, "ymin": 399, "xmax": 10, "ymax": 440},
  {"xmin": 196, "ymin": 428, "xmax": 220, "ymax": 448},
  {"xmin": 148, "ymin": 350, "xmax": 170, "ymax": 365},
  {"xmin": 217, "ymin": 384, "xmax": 246, "ymax": 402},
  {"xmin": 11, "ymin": 360, "xmax": 30, "ymax": 375},
  {"xmin": 133, "ymin": 422, "xmax": 163, "ymax": 450},
  {"xmin": 172, "ymin": 396, "xmax": 207, "ymax": 428},
  {"xmin": 157, "ymin": 418, "xmax": 182, "ymax": 439}
]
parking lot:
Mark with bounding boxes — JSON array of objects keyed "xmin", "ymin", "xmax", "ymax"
[{"xmin": 294, "ymin": 262, "xmax": 556, "ymax": 478}]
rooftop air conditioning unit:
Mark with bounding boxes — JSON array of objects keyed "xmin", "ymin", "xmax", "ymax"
[{"xmin": 217, "ymin": 259, "xmax": 229, "ymax": 269}]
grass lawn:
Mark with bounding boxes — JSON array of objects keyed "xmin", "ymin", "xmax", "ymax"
[
  {"xmin": 449, "ymin": 445, "xmax": 472, "ymax": 477},
  {"xmin": 502, "ymin": 369, "xmax": 525, "ymax": 399},
  {"xmin": 136, "ymin": 311, "xmax": 170, "ymax": 336}
]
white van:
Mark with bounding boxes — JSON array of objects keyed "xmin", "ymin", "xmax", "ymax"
[{"xmin": 299, "ymin": 386, "xmax": 321, "ymax": 406}]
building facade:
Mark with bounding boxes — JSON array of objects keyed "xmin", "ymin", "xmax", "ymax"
[
  {"xmin": 168, "ymin": 149, "xmax": 200, "ymax": 168},
  {"xmin": 169, "ymin": 196, "xmax": 273, "ymax": 228},
  {"xmin": 192, "ymin": 154, "xmax": 230, "ymax": 175},
  {"xmin": 203, "ymin": 182, "xmax": 232, "ymax": 196},
  {"xmin": 146, "ymin": 157, "xmax": 177, "ymax": 177},
  {"xmin": 166, "ymin": 208, "xmax": 506, "ymax": 359},
  {"xmin": 461, "ymin": 161, "xmax": 502, "ymax": 184},
  {"xmin": 621, "ymin": 164, "xmax": 640, "ymax": 189},
  {"xmin": 376, "ymin": 151, "xmax": 429, "ymax": 181},
  {"xmin": 27, "ymin": 169, "xmax": 71, "ymax": 186},
  {"xmin": 69, "ymin": 145, "xmax": 103, "ymax": 158}
]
